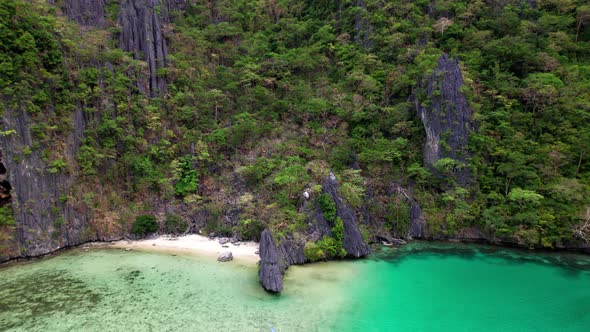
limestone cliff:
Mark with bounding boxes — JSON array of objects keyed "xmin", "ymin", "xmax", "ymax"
[
  {"xmin": 118, "ymin": 0, "xmax": 169, "ymax": 95},
  {"xmin": 0, "ymin": 105, "xmax": 92, "ymax": 261},
  {"xmin": 413, "ymin": 53, "xmax": 475, "ymax": 186},
  {"xmin": 62, "ymin": 0, "xmax": 107, "ymax": 27},
  {"xmin": 258, "ymin": 173, "xmax": 370, "ymax": 293}
]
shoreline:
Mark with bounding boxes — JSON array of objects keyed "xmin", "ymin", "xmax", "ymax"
[
  {"xmin": 2, "ymin": 236, "xmax": 587, "ymax": 267},
  {"xmin": 109, "ymin": 234, "xmax": 261, "ymax": 263}
]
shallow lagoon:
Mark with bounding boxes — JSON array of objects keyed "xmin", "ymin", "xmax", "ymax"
[{"xmin": 1, "ymin": 242, "xmax": 589, "ymax": 331}]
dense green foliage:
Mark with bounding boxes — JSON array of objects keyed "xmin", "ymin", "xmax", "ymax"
[
  {"xmin": 0, "ymin": 206, "xmax": 15, "ymax": 227},
  {"xmin": 163, "ymin": 214, "xmax": 188, "ymax": 235},
  {"xmin": 237, "ymin": 219, "xmax": 266, "ymax": 241},
  {"xmin": 304, "ymin": 217, "xmax": 347, "ymax": 261},
  {"xmin": 318, "ymin": 193, "xmax": 337, "ymax": 224},
  {"xmin": 2, "ymin": 0, "xmax": 590, "ymax": 248},
  {"xmin": 131, "ymin": 215, "xmax": 158, "ymax": 236}
]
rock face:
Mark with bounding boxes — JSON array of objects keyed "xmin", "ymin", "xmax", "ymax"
[
  {"xmin": 322, "ymin": 173, "xmax": 371, "ymax": 257},
  {"xmin": 353, "ymin": 0, "xmax": 374, "ymax": 50},
  {"xmin": 217, "ymin": 251, "xmax": 233, "ymax": 262},
  {"xmin": 0, "ymin": 106, "xmax": 92, "ymax": 261},
  {"xmin": 278, "ymin": 238, "xmax": 306, "ymax": 269},
  {"xmin": 407, "ymin": 196, "xmax": 426, "ymax": 239},
  {"xmin": 258, "ymin": 173, "xmax": 370, "ymax": 293},
  {"xmin": 118, "ymin": 0, "xmax": 169, "ymax": 95},
  {"xmin": 258, "ymin": 229, "xmax": 283, "ymax": 293},
  {"xmin": 391, "ymin": 184, "xmax": 427, "ymax": 239},
  {"xmin": 413, "ymin": 53, "xmax": 475, "ymax": 186},
  {"xmin": 62, "ymin": 0, "xmax": 107, "ymax": 27}
]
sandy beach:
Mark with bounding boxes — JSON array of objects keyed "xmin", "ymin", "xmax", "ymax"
[{"xmin": 110, "ymin": 234, "xmax": 260, "ymax": 263}]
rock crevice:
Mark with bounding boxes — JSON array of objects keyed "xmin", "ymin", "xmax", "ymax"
[{"xmin": 0, "ymin": 150, "xmax": 11, "ymax": 207}]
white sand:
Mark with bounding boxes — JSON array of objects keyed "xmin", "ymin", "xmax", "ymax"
[{"xmin": 110, "ymin": 234, "xmax": 260, "ymax": 263}]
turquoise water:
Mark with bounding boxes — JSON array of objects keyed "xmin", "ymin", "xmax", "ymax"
[
  {"xmin": 333, "ymin": 243, "xmax": 590, "ymax": 332},
  {"xmin": 1, "ymin": 243, "xmax": 589, "ymax": 331}
]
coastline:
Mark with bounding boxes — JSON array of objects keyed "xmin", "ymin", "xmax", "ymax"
[{"xmin": 108, "ymin": 234, "xmax": 261, "ymax": 263}]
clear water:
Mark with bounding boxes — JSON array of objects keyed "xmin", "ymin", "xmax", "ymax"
[
  {"xmin": 332, "ymin": 243, "xmax": 590, "ymax": 332},
  {"xmin": 1, "ymin": 243, "xmax": 589, "ymax": 332}
]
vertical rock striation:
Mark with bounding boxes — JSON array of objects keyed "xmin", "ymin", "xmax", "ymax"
[
  {"xmin": 62, "ymin": 0, "xmax": 107, "ymax": 27},
  {"xmin": 0, "ymin": 106, "xmax": 91, "ymax": 261},
  {"xmin": 413, "ymin": 53, "xmax": 475, "ymax": 186},
  {"xmin": 118, "ymin": 0, "xmax": 169, "ymax": 95},
  {"xmin": 258, "ymin": 229, "xmax": 283, "ymax": 293}
]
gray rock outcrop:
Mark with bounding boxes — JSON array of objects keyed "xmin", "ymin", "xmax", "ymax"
[
  {"xmin": 217, "ymin": 251, "xmax": 233, "ymax": 262},
  {"xmin": 118, "ymin": 0, "xmax": 169, "ymax": 95},
  {"xmin": 322, "ymin": 173, "xmax": 371, "ymax": 257},
  {"xmin": 257, "ymin": 173, "xmax": 370, "ymax": 292},
  {"xmin": 258, "ymin": 229, "xmax": 283, "ymax": 293},
  {"xmin": 391, "ymin": 184, "xmax": 427, "ymax": 239},
  {"xmin": 0, "ymin": 106, "xmax": 92, "ymax": 262},
  {"xmin": 62, "ymin": 0, "xmax": 107, "ymax": 27},
  {"xmin": 412, "ymin": 53, "xmax": 475, "ymax": 186},
  {"xmin": 407, "ymin": 196, "xmax": 426, "ymax": 239}
]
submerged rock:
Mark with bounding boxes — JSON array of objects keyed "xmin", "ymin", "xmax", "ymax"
[
  {"xmin": 258, "ymin": 229, "xmax": 283, "ymax": 293},
  {"xmin": 217, "ymin": 251, "xmax": 233, "ymax": 262}
]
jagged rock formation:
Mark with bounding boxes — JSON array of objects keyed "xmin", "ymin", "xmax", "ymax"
[
  {"xmin": 413, "ymin": 53, "xmax": 475, "ymax": 186},
  {"xmin": 118, "ymin": 0, "xmax": 169, "ymax": 95},
  {"xmin": 323, "ymin": 172, "xmax": 371, "ymax": 257},
  {"xmin": 258, "ymin": 173, "xmax": 370, "ymax": 292},
  {"xmin": 62, "ymin": 0, "xmax": 107, "ymax": 27},
  {"xmin": 0, "ymin": 106, "xmax": 92, "ymax": 261},
  {"xmin": 258, "ymin": 229, "xmax": 283, "ymax": 293},
  {"xmin": 278, "ymin": 238, "xmax": 306, "ymax": 269},
  {"xmin": 59, "ymin": 0, "xmax": 185, "ymax": 95}
]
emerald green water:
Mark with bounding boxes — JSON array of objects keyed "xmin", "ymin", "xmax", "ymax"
[{"xmin": 1, "ymin": 243, "xmax": 589, "ymax": 331}]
